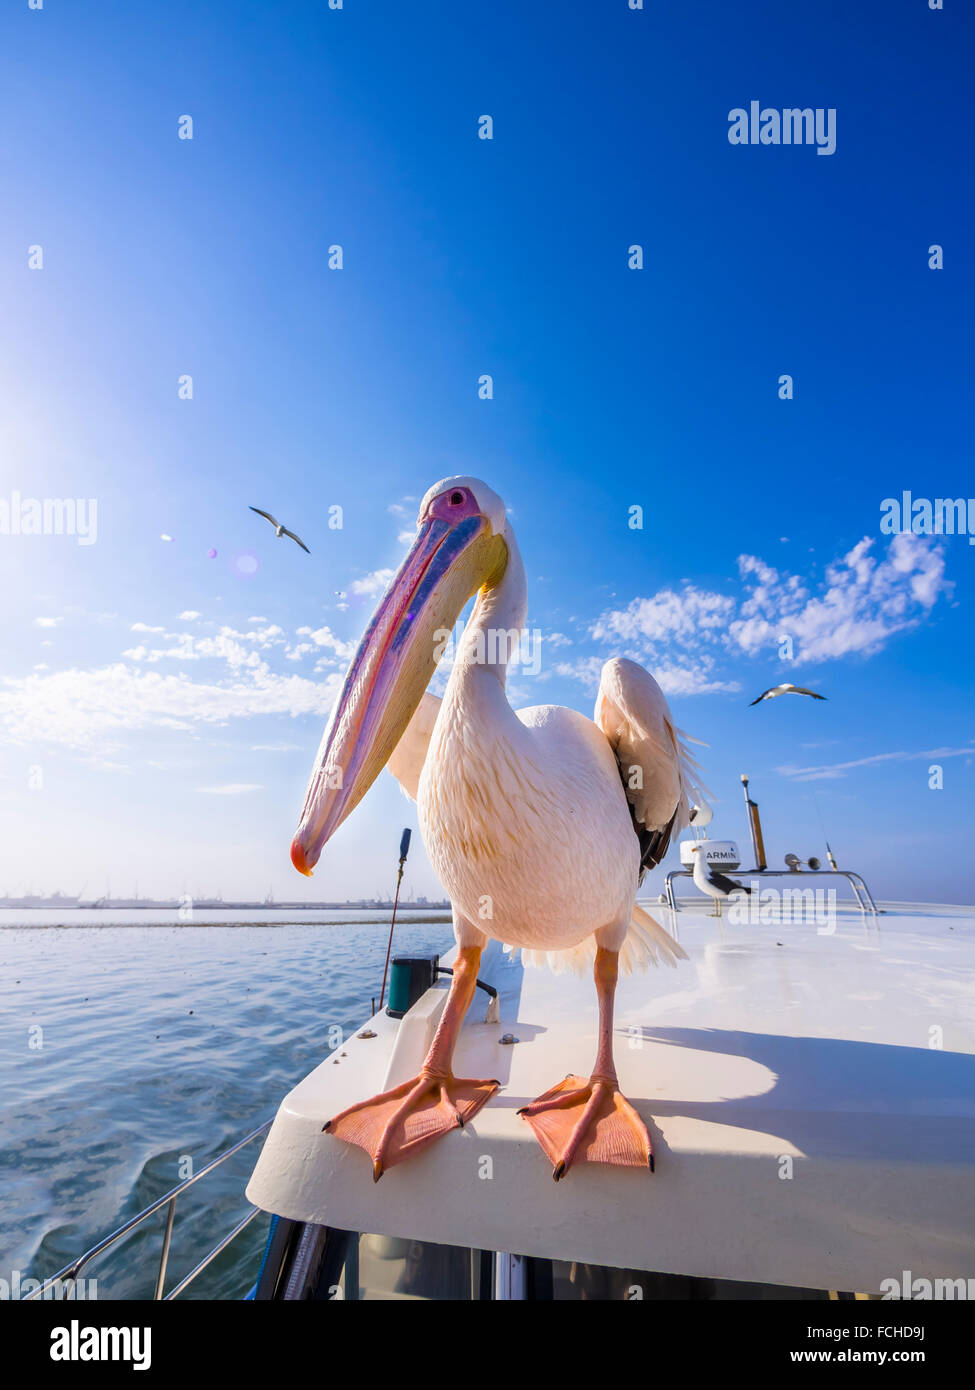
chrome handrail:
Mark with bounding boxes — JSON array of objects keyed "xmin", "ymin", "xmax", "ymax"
[
  {"xmin": 164, "ymin": 1208, "xmax": 263, "ymax": 1300},
  {"xmin": 23, "ymin": 1118, "xmax": 272, "ymax": 1301},
  {"xmin": 664, "ymin": 866, "xmax": 881, "ymax": 917}
]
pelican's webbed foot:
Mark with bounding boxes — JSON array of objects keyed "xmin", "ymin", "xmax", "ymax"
[
  {"xmin": 518, "ymin": 1074, "xmax": 653, "ymax": 1180},
  {"xmin": 323, "ymin": 1069, "xmax": 499, "ymax": 1181}
]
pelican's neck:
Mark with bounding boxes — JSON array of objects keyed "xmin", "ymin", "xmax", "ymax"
[{"xmin": 453, "ymin": 524, "xmax": 527, "ymax": 691}]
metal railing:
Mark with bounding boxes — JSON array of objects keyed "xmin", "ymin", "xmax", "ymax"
[
  {"xmin": 23, "ymin": 1119, "xmax": 272, "ymax": 1301},
  {"xmin": 664, "ymin": 866, "xmax": 881, "ymax": 918}
]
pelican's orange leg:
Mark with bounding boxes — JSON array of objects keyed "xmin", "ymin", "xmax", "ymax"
[
  {"xmin": 519, "ymin": 947, "xmax": 653, "ymax": 1180},
  {"xmin": 323, "ymin": 945, "xmax": 499, "ymax": 1180}
]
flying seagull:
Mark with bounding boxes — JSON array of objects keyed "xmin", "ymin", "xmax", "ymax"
[
  {"xmin": 249, "ymin": 507, "xmax": 310, "ymax": 553},
  {"xmin": 750, "ymin": 682, "xmax": 826, "ymax": 707},
  {"xmin": 690, "ymin": 845, "xmax": 751, "ymax": 902}
]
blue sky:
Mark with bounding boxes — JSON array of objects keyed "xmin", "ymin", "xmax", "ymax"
[{"xmin": 1, "ymin": 0, "xmax": 972, "ymax": 904}]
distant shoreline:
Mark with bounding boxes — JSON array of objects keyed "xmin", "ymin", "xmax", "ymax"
[
  {"xmin": 0, "ymin": 915, "xmax": 455, "ymax": 929},
  {"xmin": 0, "ymin": 900, "xmax": 451, "ymax": 912},
  {"xmin": 0, "ymin": 905, "xmax": 456, "ymax": 929}
]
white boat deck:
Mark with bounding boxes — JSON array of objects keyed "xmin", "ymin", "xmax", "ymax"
[{"xmin": 246, "ymin": 899, "xmax": 975, "ymax": 1293}]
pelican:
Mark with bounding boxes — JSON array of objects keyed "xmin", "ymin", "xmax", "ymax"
[{"xmin": 291, "ymin": 477, "xmax": 702, "ymax": 1181}]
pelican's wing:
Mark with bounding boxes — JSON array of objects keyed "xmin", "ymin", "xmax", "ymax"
[
  {"xmin": 249, "ymin": 506, "xmax": 279, "ymax": 527},
  {"xmin": 282, "ymin": 528, "xmax": 311, "ymax": 553},
  {"xmin": 386, "ymin": 692, "xmax": 442, "ymax": 801},
  {"xmin": 749, "ymin": 685, "xmax": 781, "ymax": 706},
  {"xmin": 594, "ymin": 657, "xmax": 705, "ymax": 877},
  {"xmin": 792, "ymin": 686, "xmax": 827, "ymax": 701}
]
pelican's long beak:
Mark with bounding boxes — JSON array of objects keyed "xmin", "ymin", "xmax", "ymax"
[{"xmin": 290, "ymin": 512, "xmax": 506, "ymax": 875}]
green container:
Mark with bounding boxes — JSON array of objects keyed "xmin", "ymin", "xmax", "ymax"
[{"xmin": 386, "ymin": 955, "xmax": 439, "ymax": 1018}]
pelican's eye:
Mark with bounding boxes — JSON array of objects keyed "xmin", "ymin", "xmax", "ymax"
[{"xmin": 449, "ymin": 490, "xmax": 464, "ymax": 506}]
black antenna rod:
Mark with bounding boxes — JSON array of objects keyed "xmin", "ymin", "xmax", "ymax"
[
  {"xmin": 810, "ymin": 788, "xmax": 839, "ymax": 870},
  {"xmin": 378, "ymin": 829, "xmax": 412, "ymax": 1011}
]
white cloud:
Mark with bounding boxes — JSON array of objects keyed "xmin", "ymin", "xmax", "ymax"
[
  {"xmin": 651, "ymin": 665, "xmax": 741, "ymax": 696},
  {"xmin": 590, "ymin": 534, "xmax": 951, "ymax": 684},
  {"xmin": 593, "ymin": 587, "xmax": 734, "ymax": 646},
  {"xmin": 388, "ymin": 496, "xmax": 416, "ymax": 521},
  {"xmin": 178, "ymin": 610, "xmax": 201, "ymax": 621},
  {"xmin": 34, "ymin": 617, "xmax": 62, "ymax": 628},
  {"xmin": 728, "ymin": 534, "xmax": 950, "ymax": 661},
  {"xmin": 1, "ymin": 610, "xmax": 348, "ymax": 753},
  {"xmin": 124, "ymin": 625, "xmax": 288, "ymax": 669},
  {"xmin": 0, "ymin": 661, "xmax": 342, "ymax": 751},
  {"xmin": 350, "ymin": 568, "xmax": 394, "ymax": 597},
  {"xmin": 294, "ymin": 625, "xmax": 356, "ymax": 663},
  {"xmin": 776, "ymin": 744, "xmax": 975, "ymax": 782}
]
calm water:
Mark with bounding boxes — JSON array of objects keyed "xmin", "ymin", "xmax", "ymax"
[{"xmin": 0, "ymin": 911, "xmax": 455, "ymax": 1299}]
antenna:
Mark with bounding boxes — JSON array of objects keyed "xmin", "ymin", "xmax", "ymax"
[
  {"xmin": 810, "ymin": 788, "xmax": 839, "ymax": 870},
  {"xmin": 378, "ymin": 829, "xmax": 412, "ymax": 1011},
  {"xmin": 740, "ymin": 773, "xmax": 768, "ymax": 871}
]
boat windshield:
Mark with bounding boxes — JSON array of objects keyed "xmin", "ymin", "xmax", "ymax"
[{"xmin": 338, "ymin": 1234, "xmax": 846, "ymax": 1301}]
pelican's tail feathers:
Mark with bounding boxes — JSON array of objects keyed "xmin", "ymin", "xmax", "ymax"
[
  {"xmin": 625, "ymin": 902, "xmax": 687, "ymax": 970},
  {"xmin": 505, "ymin": 902, "xmax": 686, "ymax": 978},
  {"xmin": 505, "ymin": 939, "xmax": 594, "ymax": 978}
]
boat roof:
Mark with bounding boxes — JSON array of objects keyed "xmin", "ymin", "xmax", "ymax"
[{"xmin": 246, "ymin": 899, "xmax": 975, "ymax": 1293}]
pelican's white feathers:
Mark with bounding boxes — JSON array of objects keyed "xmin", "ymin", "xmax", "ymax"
[
  {"xmin": 385, "ymin": 648, "xmax": 695, "ymax": 977},
  {"xmin": 594, "ymin": 656, "xmax": 705, "ymax": 839}
]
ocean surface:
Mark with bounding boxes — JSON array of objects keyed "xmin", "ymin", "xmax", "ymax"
[{"xmin": 0, "ymin": 910, "xmax": 455, "ymax": 1300}]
